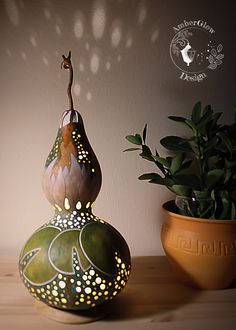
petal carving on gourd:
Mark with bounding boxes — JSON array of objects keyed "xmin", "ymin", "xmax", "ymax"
[
  {"xmin": 20, "ymin": 226, "xmax": 60, "ymax": 285},
  {"xmin": 49, "ymin": 229, "xmax": 90, "ymax": 273},
  {"xmin": 80, "ymin": 222, "xmax": 131, "ymax": 276}
]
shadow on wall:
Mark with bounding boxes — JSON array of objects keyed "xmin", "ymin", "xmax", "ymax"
[{"xmin": 1, "ymin": 0, "xmax": 161, "ymax": 103}]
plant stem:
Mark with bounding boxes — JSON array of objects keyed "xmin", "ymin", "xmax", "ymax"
[{"xmin": 61, "ymin": 51, "xmax": 74, "ymax": 110}]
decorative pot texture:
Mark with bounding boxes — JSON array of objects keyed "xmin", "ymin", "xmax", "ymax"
[
  {"xmin": 18, "ymin": 53, "xmax": 131, "ymax": 311},
  {"xmin": 161, "ymin": 200, "xmax": 236, "ymax": 290}
]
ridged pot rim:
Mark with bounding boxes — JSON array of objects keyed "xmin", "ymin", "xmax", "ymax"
[{"xmin": 162, "ymin": 200, "xmax": 236, "ymax": 224}]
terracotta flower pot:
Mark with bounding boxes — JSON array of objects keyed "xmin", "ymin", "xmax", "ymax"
[{"xmin": 161, "ymin": 200, "xmax": 236, "ymax": 290}]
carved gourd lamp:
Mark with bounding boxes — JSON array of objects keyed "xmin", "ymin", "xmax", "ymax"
[{"xmin": 19, "ymin": 52, "xmax": 131, "ymax": 316}]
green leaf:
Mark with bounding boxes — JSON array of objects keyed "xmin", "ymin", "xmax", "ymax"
[
  {"xmin": 206, "ymin": 169, "xmax": 224, "ymax": 189},
  {"xmin": 126, "ymin": 134, "xmax": 142, "ymax": 145},
  {"xmin": 168, "ymin": 116, "xmax": 186, "ymax": 123},
  {"xmin": 173, "ymin": 174, "xmax": 200, "ymax": 189},
  {"xmin": 138, "ymin": 173, "xmax": 174, "ymax": 186},
  {"xmin": 211, "ymin": 112, "xmax": 222, "ymax": 130},
  {"xmin": 224, "ymin": 169, "xmax": 232, "ymax": 185},
  {"xmin": 170, "ymin": 185, "xmax": 192, "ymax": 197},
  {"xmin": 135, "ymin": 133, "xmax": 142, "ymax": 142},
  {"xmin": 160, "ymin": 136, "xmax": 192, "ymax": 152},
  {"xmin": 123, "ymin": 147, "xmax": 141, "ymax": 152},
  {"xmin": 149, "ymin": 177, "xmax": 174, "ymax": 186},
  {"xmin": 197, "ymin": 105, "xmax": 213, "ymax": 128},
  {"xmin": 168, "ymin": 116, "xmax": 197, "ymax": 133},
  {"xmin": 208, "ymin": 155, "xmax": 220, "ymax": 167},
  {"xmin": 180, "ymin": 160, "xmax": 192, "ymax": 170},
  {"xmin": 218, "ymin": 190, "xmax": 231, "ymax": 219},
  {"xmin": 225, "ymin": 159, "xmax": 236, "ymax": 169},
  {"xmin": 204, "ymin": 136, "xmax": 218, "ymax": 152},
  {"xmin": 193, "ymin": 190, "xmax": 210, "ymax": 199},
  {"xmin": 231, "ymin": 202, "xmax": 236, "ymax": 219},
  {"xmin": 203, "ymin": 104, "xmax": 212, "ymax": 115},
  {"xmin": 185, "ymin": 119, "xmax": 197, "ymax": 133},
  {"xmin": 138, "ymin": 173, "xmax": 163, "ymax": 181},
  {"xmin": 152, "ymin": 152, "xmax": 166, "ymax": 174},
  {"xmin": 152, "ymin": 156, "xmax": 171, "ymax": 168},
  {"xmin": 170, "ymin": 153, "xmax": 185, "ymax": 174},
  {"xmin": 142, "ymin": 124, "xmax": 147, "ymax": 143},
  {"xmin": 140, "ymin": 144, "xmax": 153, "ymax": 161},
  {"xmin": 213, "ymin": 190, "xmax": 232, "ymax": 219},
  {"xmin": 142, "ymin": 144, "xmax": 152, "ymax": 155},
  {"xmin": 191, "ymin": 101, "xmax": 202, "ymax": 123},
  {"xmin": 217, "ymin": 132, "xmax": 233, "ymax": 156}
]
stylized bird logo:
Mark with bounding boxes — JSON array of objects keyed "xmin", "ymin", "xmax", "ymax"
[{"xmin": 180, "ymin": 42, "xmax": 196, "ymax": 66}]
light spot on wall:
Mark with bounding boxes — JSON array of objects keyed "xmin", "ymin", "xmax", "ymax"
[
  {"xmin": 19, "ymin": 0, "xmax": 24, "ymax": 9},
  {"xmin": 30, "ymin": 35, "xmax": 37, "ymax": 47},
  {"xmin": 74, "ymin": 11, "xmax": 84, "ymax": 39},
  {"xmin": 105, "ymin": 61, "xmax": 111, "ymax": 71},
  {"xmin": 90, "ymin": 52, "xmax": 100, "ymax": 73},
  {"xmin": 137, "ymin": 1, "xmax": 147, "ymax": 25},
  {"xmin": 86, "ymin": 91, "xmax": 92, "ymax": 101},
  {"xmin": 111, "ymin": 20, "xmax": 122, "ymax": 48},
  {"xmin": 151, "ymin": 28, "xmax": 159, "ymax": 44},
  {"xmin": 85, "ymin": 43, "xmax": 90, "ymax": 51},
  {"xmin": 21, "ymin": 51, "xmax": 27, "ymax": 61},
  {"xmin": 44, "ymin": 8, "xmax": 51, "ymax": 20},
  {"xmin": 55, "ymin": 24, "xmax": 62, "ymax": 36},
  {"xmin": 79, "ymin": 63, "xmax": 84, "ymax": 72},
  {"xmin": 6, "ymin": 48, "xmax": 12, "ymax": 57},
  {"xmin": 126, "ymin": 34, "xmax": 133, "ymax": 48},
  {"xmin": 4, "ymin": 0, "xmax": 20, "ymax": 26},
  {"xmin": 92, "ymin": 0, "xmax": 106, "ymax": 40},
  {"xmin": 43, "ymin": 56, "xmax": 49, "ymax": 66},
  {"xmin": 74, "ymin": 83, "xmax": 81, "ymax": 97},
  {"xmin": 117, "ymin": 55, "xmax": 122, "ymax": 62}
]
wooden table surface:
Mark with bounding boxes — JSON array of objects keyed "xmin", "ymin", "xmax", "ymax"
[{"xmin": 1, "ymin": 256, "xmax": 236, "ymax": 330}]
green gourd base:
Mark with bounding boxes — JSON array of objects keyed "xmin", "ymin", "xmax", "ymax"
[{"xmin": 19, "ymin": 211, "xmax": 130, "ymax": 310}]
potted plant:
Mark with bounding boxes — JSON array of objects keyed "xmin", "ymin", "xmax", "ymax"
[{"xmin": 125, "ymin": 102, "xmax": 236, "ymax": 289}]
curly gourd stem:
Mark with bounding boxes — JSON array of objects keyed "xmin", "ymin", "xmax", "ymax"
[{"xmin": 61, "ymin": 51, "xmax": 74, "ymax": 110}]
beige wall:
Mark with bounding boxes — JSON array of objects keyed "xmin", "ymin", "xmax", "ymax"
[{"xmin": 0, "ymin": 0, "xmax": 235, "ymax": 257}]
